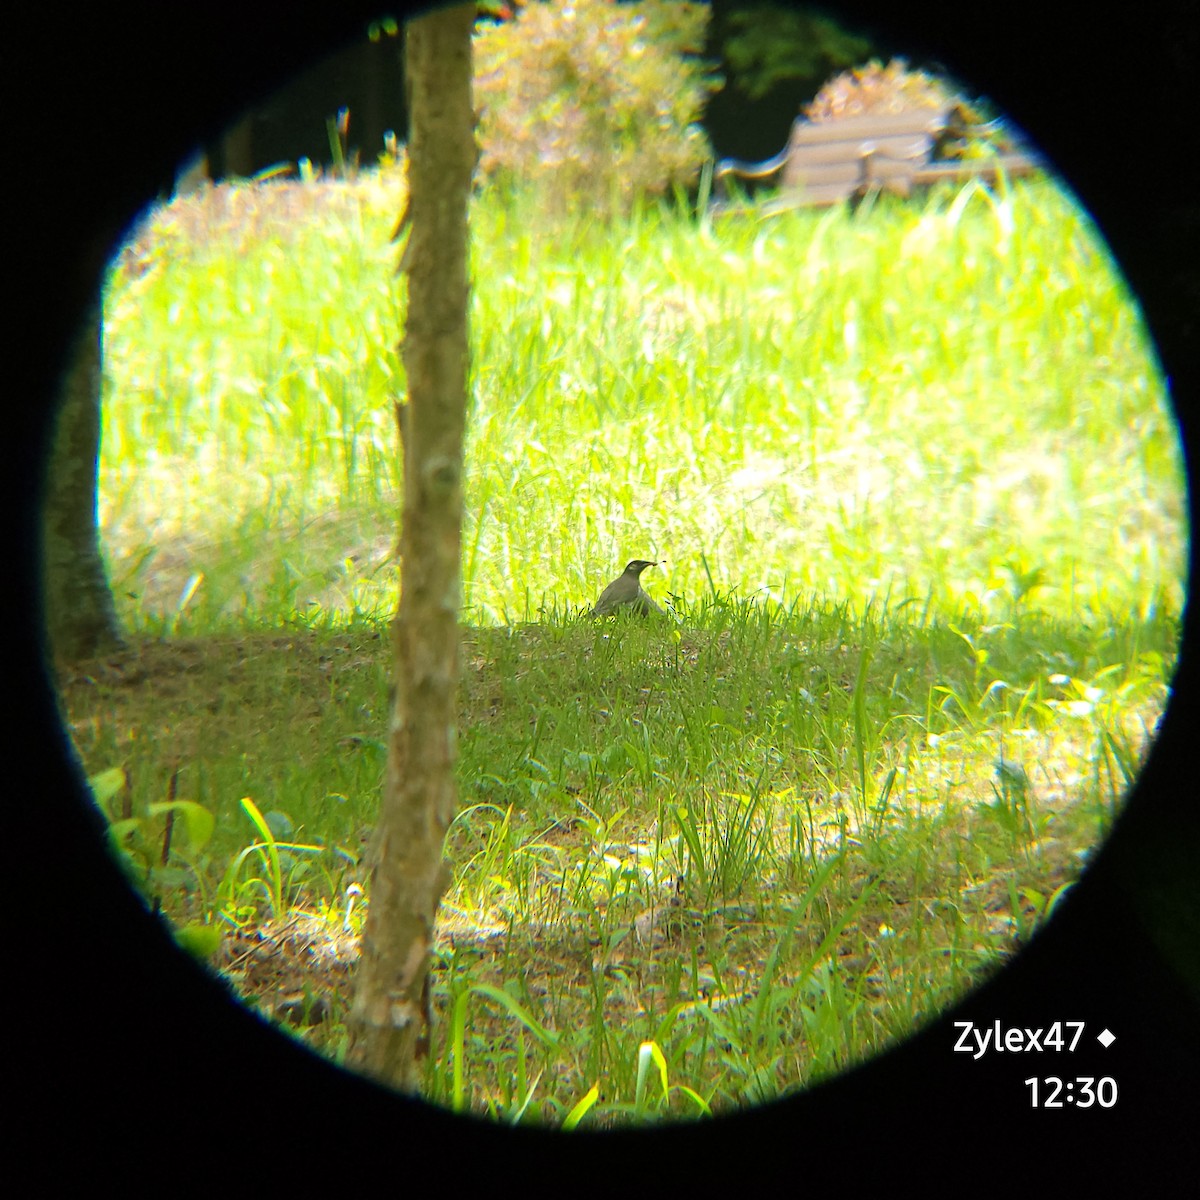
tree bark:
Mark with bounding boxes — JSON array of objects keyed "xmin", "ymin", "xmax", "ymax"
[
  {"xmin": 42, "ymin": 284, "xmax": 125, "ymax": 663},
  {"xmin": 345, "ymin": 4, "xmax": 475, "ymax": 1093}
]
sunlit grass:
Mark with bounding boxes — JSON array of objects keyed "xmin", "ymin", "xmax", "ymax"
[{"xmin": 101, "ymin": 171, "xmax": 1185, "ymax": 632}]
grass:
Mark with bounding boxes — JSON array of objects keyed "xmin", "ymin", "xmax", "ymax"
[
  {"xmin": 62, "ymin": 163, "xmax": 1186, "ymax": 1124},
  {"xmin": 102, "ymin": 170, "xmax": 1184, "ymax": 629},
  {"xmin": 63, "ymin": 600, "xmax": 1173, "ymax": 1121}
]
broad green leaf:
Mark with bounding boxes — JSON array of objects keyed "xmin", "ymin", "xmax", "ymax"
[
  {"xmin": 148, "ymin": 800, "xmax": 215, "ymax": 850},
  {"xmin": 174, "ymin": 922, "xmax": 223, "ymax": 959},
  {"xmin": 88, "ymin": 766, "xmax": 128, "ymax": 806}
]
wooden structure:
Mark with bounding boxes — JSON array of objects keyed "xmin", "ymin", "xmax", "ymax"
[{"xmin": 715, "ymin": 107, "xmax": 1044, "ymax": 209}]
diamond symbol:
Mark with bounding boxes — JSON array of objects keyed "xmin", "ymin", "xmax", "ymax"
[{"xmin": 1097, "ymin": 1028, "xmax": 1116, "ymax": 1048}]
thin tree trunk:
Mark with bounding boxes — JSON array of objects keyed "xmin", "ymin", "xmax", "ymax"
[
  {"xmin": 345, "ymin": 3, "xmax": 475, "ymax": 1093},
  {"xmin": 42, "ymin": 285, "xmax": 125, "ymax": 663}
]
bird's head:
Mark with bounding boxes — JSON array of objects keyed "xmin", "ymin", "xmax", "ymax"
[{"xmin": 624, "ymin": 559, "xmax": 660, "ymax": 576}]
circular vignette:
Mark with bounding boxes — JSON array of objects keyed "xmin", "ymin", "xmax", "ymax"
[{"xmin": 16, "ymin": 0, "xmax": 1198, "ymax": 1185}]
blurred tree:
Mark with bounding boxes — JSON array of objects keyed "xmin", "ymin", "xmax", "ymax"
[
  {"xmin": 721, "ymin": 4, "xmax": 870, "ymax": 101},
  {"xmin": 42, "ymin": 279, "xmax": 124, "ymax": 663}
]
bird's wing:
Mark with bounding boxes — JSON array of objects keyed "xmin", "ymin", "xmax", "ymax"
[
  {"xmin": 635, "ymin": 586, "xmax": 666, "ymax": 616},
  {"xmin": 588, "ymin": 579, "xmax": 619, "ymax": 616}
]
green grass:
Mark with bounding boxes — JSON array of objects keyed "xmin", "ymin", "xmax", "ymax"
[
  {"xmin": 68, "ymin": 165, "xmax": 1187, "ymax": 1124},
  {"xmin": 63, "ymin": 600, "xmax": 1173, "ymax": 1121},
  {"xmin": 102, "ymin": 171, "xmax": 1185, "ymax": 630}
]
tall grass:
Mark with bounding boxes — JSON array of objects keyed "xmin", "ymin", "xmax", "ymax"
[{"xmin": 100, "ymin": 171, "xmax": 1185, "ymax": 633}]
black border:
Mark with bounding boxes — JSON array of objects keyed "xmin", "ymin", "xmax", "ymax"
[{"xmin": 14, "ymin": 2, "xmax": 1198, "ymax": 1186}]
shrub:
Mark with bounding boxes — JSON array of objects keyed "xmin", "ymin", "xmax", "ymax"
[
  {"xmin": 802, "ymin": 57, "xmax": 1019, "ymax": 160},
  {"xmin": 473, "ymin": 0, "xmax": 718, "ymax": 218},
  {"xmin": 804, "ymin": 58, "xmax": 958, "ymax": 121}
]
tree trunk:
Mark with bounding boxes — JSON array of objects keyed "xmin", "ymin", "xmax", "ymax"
[
  {"xmin": 345, "ymin": 4, "xmax": 475, "ymax": 1093},
  {"xmin": 42, "ymin": 285, "xmax": 125, "ymax": 663}
]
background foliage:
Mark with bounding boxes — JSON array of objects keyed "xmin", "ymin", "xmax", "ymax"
[
  {"xmin": 805, "ymin": 57, "xmax": 956, "ymax": 120},
  {"xmin": 721, "ymin": 4, "xmax": 870, "ymax": 101},
  {"xmin": 474, "ymin": 0, "xmax": 718, "ymax": 217}
]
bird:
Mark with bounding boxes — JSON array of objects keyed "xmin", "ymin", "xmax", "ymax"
[{"xmin": 587, "ymin": 559, "xmax": 665, "ymax": 617}]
